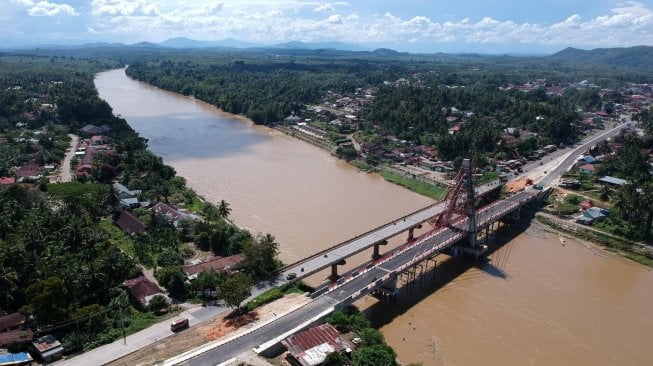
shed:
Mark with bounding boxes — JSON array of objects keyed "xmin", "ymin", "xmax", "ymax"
[
  {"xmin": 31, "ymin": 335, "xmax": 63, "ymax": 363},
  {"xmin": 598, "ymin": 176, "xmax": 628, "ymax": 186},
  {"xmin": 0, "ymin": 351, "xmax": 33, "ymax": 366}
]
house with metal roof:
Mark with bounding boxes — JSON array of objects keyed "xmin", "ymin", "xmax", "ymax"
[
  {"xmin": 597, "ymin": 176, "xmax": 628, "ymax": 186},
  {"xmin": 31, "ymin": 335, "xmax": 63, "ymax": 364},
  {"xmin": 282, "ymin": 324, "xmax": 352, "ymax": 366}
]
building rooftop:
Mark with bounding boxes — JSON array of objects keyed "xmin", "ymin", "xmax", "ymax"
[
  {"xmin": 183, "ymin": 254, "xmax": 245, "ymax": 279},
  {"xmin": 0, "ymin": 313, "xmax": 25, "ymax": 332},
  {"xmin": 123, "ymin": 276, "xmax": 164, "ymax": 308},
  {"xmin": 598, "ymin": 176, "xmax": 628, "ymax": 186},
  {"xmin": 115, "ymin": 210, "xmax": 147, "ymax": 235},
  {"xmin": 282, "ymin": 324, "xmax": 351, "ymax": 366}
]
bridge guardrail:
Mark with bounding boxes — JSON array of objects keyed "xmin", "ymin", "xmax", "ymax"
[{"xmin": 274, "ymin": 201, "xmax": 442, "ymax": 274}]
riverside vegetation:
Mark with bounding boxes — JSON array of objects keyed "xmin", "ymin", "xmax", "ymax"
[
  {"xmin": 2, "ymin": 45, "xmax": 653, "ymax": 362},
  {"xmin": 0, "ymin": 55, "xmax": 281, "ymax": 355}
]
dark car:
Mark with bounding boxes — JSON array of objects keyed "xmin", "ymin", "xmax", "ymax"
[{"xmin": 286, "ymin": 272, "xmax": 297, "ymax": 280}]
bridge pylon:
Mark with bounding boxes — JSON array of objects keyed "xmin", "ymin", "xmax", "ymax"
[{"xmin": 462, "ymin": 159, "xmax": 478, "ymax": 248}]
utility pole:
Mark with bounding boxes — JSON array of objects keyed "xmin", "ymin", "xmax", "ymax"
[{"xmin": 118, "ymin": 302, "xmax": 126, "ymax": 345}]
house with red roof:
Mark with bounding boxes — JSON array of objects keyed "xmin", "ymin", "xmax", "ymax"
[
  {"xmin": 14, "ymin": 163, "xmax": 42, "ymax": 180},
  {"xmin": 578, "ymin": 163, "xmax": 596, "ymax": 174},
  {"xmin": 282, "ymin": 324, "xmax": 352, "ymax": 366},
  {"xmin": 183, "ymin": 254, "xmax": 246, "ymax": 280},
  {"xmin": 115, "ymin": 211, "xmax": 147, "ymax": 235},
  {"xmin": 123, "ymin": 276, "xmax": 166, "ymax": 310},
  {"xmin": 0, "ymin": 177, "xmax": 16, "ymax": 185}
]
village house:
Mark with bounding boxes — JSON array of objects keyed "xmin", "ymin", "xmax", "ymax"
[
  {"xmin": 113, "ymin": 182, "xmax": 142, "ymax": 199},
  {"xmin": 359, "ymin": 141, "xmax": 385, "ymax": 157},
  {"xmin": 282, "ymin": 324, "xmax": 352, "ymax": 366},
  {"xmin": 14, "ymin": 163, "xmax": 42, "ymax": 181},
  {"xmin": 579, "ymin": 200, "xmax": 595, "ymax": 210},
  {"xmin": 183, "ymin": 254, "xmax": 246, "ymax": 280},
  {"xmin": 113, "ymin": 182, "xmax": 143, "ymax": 208},
  {"xmin": 115, "ymin": 211, "xmax": 147, "ymax": 235},
  {"xmin": 0, "ymin": 177, "xmax": 16, "ymax": 185},
  {"xmin": 30, "ymin": 335, "xmax": 63, "ymax": 364},
  {"xmin": 80, "ymin": 124, "xmax": 111, "ymax": 136},
  {"xmin": 90, "ymin": 135, "xmax": 112, "ymax": 146},
  {"xmin": 123, "ymin": 276, "xmax": 166, "ymax": 310},
  {"xmin": 575, "ymin": 207, "xmax": 609, "ymax": 226},
  {"xmin": 0, "ymin": 313, "xmax": 33, "ymax": 350},
  {"xmin": 152, "ymin": 202, "xmax": 199, "ymax": 228},
  {"xmin": 578, "ymin": 163, "xmax": 596, "ymax": 175}
]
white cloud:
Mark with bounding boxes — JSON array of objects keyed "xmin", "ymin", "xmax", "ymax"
[
  {"xmin": 314, "ymin": 3, "xmax": 335, "ymax": 12},
  {"xmin": 11, "ymin": 0, "xmax": 78, "ymax": 16},
  {"xmin": 15, "ymin": 0, "xmax": 649, "ymax": 50},
  {"xmin": 204, "ymin": 3, "xmax": 223, "ymax": 16},
  {"xmin": 92, "ymin": 0, "xmax": 158, "ymax": 17},
  {"xmin": 326, "ymin": 14, "xmax": 343, "ymax": 24}
]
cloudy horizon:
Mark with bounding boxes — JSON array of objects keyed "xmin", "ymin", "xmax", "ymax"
[{"xmin": 2, "ymin": 0, "xmax": 653, "ymax": 54}]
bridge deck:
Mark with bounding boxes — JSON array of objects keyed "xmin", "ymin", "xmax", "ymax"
[
  {"xmin": 321, "ymin": 187, "xmax": 545, "ymax": 302},
  {"xmin": 278, "ymin": 182, "xmax": 503, "ymax": 282}
]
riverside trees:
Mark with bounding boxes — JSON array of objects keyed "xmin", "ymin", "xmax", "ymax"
[{"xmin": 0, "ymin": 55, "xmax": 284, "ymax": 354}]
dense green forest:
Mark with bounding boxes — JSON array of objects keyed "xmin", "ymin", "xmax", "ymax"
[
  {"xmin": 0, "ymin": 55, "xmax": 281, "ymax": 354},
  {"xmin": 122, "ymin": 49, "xmax": 644, "ymax": 166}
]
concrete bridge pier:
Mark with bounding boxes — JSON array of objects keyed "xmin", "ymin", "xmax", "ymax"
[
  {"xmin": 427, "ymin": 258, "xmax": 438, "ymax": 284},
  {"xmin": 407, "ymin": 224, "xmax": 422, "ymax": 242},
  {"xmin": 373, "ymin": 277, "xmax": 398, "ymax": 302},
  {"xmin": 329, "ymin": 259, "xmax": 347, "ymax": 281},
  {"xmin": 373, "ymin": 240, "xmax": 388, "ymax": 260}
]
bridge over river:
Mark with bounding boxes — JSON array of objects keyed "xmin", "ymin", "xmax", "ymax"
[
  {"xmin": 167, "ymin": 123, "xmax": 626, "ymax": 366},
  {"xmin": 169, "ymin": 160, "xmax": 549, "ymax": 366}
]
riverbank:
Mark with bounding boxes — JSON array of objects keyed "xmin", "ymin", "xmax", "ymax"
[{"xmin": 536, "ymin": 213, "xmax": 653, "ymax": 267}]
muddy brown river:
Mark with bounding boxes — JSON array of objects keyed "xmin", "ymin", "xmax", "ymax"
[{"xmin": 95, "ymin": 68, "xmax": 653, "ymax": 366}]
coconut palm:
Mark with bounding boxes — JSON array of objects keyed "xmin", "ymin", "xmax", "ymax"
[{"xmin": 217, "ymin": 199, "xmax": 232, "ymax": 219}]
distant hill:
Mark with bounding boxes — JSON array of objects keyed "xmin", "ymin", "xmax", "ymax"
[
  {"xmin": 159, "ymin": 37, "xmax": 262, "ymax": 49},
  {"xmin": 272, "ymin": 41, "xmax": 369, "ymax": 52},
  {"xmin": 549, "ymin": 46, "xmax": 653, "ymax": 71},
  {"xmin": 130, "ymin": 41, "xmax": 160, "ymax": 49},
  {"xmin": 371, "ymin": 48, "xmax": 408, "ymax": 57}
]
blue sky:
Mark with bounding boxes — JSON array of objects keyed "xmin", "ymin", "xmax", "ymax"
[{"xmin": 2, "ymin": 0, "xmax": 653, "ymax": 54}]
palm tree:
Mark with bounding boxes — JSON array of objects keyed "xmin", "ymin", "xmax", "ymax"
[{"xmin": 217, "ymin": 200, "xmax": 232, "ymax": 219}]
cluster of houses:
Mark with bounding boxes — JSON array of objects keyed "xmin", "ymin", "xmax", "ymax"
[
  {"xmin": 0, "ymin": 123, "xmax": 116, "ymax": 186},
  {"xmin": 0, "ymin": 313, "xmax": 64, "ymax": 365},
  {"xmin": 574, "ymin": 200, "xmax": 610, "ymax": 226},
  {"xmin": 74, "ymin": 124, "xmax": 114, "ymax": 179},
  {"xmin": 283, "ymin": 87, "xmax": 375, "ymax": 139},
  {"xmin": 112, "ymin": 186, "xmax": 245, "ymax": 307}
]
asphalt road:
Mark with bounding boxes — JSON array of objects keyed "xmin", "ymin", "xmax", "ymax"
[
  {"xmin": 61, "ymin": 119, "xmax": 628, "ymax": 366},
  {"xmin": 179, "ymin": 189, "xmax": 541, "ymax": 366},
  {"xmin": 176, "ymin": 296, "xmax": 340, "ymax": 366}
]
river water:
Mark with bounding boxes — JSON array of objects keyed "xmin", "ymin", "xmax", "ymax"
[{"xmin": 95, "ymin": 68, "xmax": 653, "ymax": 366}]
